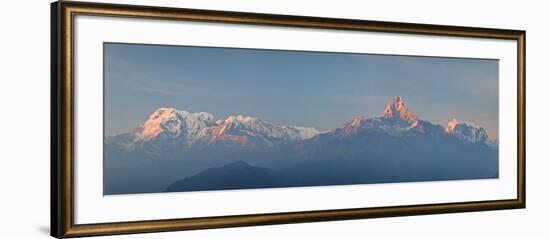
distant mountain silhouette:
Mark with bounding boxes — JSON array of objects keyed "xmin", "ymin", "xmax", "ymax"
[
  {"xmin": 166, "ymin": 144, "xmax": 497, "ymax": 192},
  {"xmin": 166, "ymin": 161, "xmax": 283, "ymax": 192}
]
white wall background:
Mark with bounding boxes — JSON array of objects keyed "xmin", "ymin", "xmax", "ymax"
[{"xmin": 0, "ymin": 0, "xmax": 547, "ymax": 238}]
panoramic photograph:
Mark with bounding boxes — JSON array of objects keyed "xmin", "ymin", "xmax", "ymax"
[{"xmin": 103, "ymin": 43, "xmax": 499, "ymax": 195}]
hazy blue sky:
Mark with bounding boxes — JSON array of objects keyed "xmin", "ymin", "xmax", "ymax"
[{"xmin": 104, "ymin": 43, "xmax": 498, "ymax": 139}]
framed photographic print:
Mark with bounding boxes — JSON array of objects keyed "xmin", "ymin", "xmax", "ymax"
[{"xmin": 51, "ymin": 1, "xmax": 526, "ymax": 238}]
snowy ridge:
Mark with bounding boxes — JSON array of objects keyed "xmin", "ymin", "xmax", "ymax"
[
  {"xmin": 129, "ymin": 108, "xmax": 320, "ymax": 147},
  {"xmin": 111, "ymin": 96, "xmax": 495, "ymax": 151},
  {"xmin": 214, "ymin": 115, "xmax": 319, "ymax": 141},
  {"xmin": 445, "ymin": 118, "xmax": 489, "ymax": 144},
  {"xmin": 333, "ymin": 96, "xmax": 493, "ymax": 145},
  {"xmin": 134, "ymin": 108, "xmax": 216, "ymax": 144}
]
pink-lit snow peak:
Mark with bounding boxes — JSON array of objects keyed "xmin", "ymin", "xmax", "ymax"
[
  {"xmin": 446, "ymin": 118, "xmax": 459, "ymax": 133},
  {"xmin": 138, "ymin": 108, "xmax": 177, "ymax": 140},
  {"xmin": 382, "ymin": 96, "xmax": 418, "ymax": 123}
]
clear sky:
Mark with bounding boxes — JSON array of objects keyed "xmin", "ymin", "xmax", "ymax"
[{"xmin": 104, "ymin": 43, "xmax": 499, "ymax": 139}]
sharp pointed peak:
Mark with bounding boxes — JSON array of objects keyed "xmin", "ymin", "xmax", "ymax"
[
  {"xmin": 382, "ymin": 96, "xmax": 418, "ymax": 123},
  {"xmin": 385, "ymin": 96, "xmax": 406, "ymax": 108},
  {"xmin": 392, "ymin": 96, "xmax": 404, "ymax": 104},
  {"xmin": 446, "ymin": 118, "xmax": 459, "ymax": 133}
]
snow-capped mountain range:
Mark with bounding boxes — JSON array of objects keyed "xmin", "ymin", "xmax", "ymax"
[
  {"xmin": 114, "ymin": 107, "xmax": 320, "ymax": 150},
  {"xmin": 105, "ymin": 96, "xmax": 498, "ymax": 195},
  {"xmin": 108, "ymin": 96, "xmax": 494, "ymax": 151},
  {"xmin": 336, "ymin": 96, "xmax": 491, "ymax": 144}
]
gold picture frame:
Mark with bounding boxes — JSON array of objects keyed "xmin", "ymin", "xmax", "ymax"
[{"xmin": 51, "ymin": 1, "xmax": 526, "ymax": 238}]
